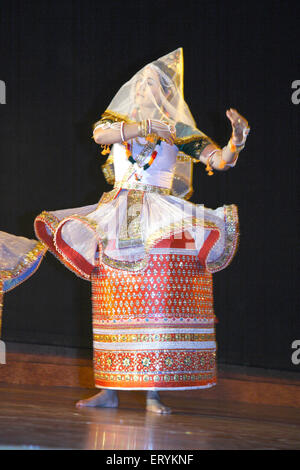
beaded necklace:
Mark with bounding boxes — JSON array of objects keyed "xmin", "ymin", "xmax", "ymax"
[{"xmin": 122, "ymin": 136, "xmax": 161, "ymax": 180}]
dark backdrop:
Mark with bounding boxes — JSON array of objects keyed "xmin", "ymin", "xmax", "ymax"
[{"xmin": 0, "ymin": 0, "xmax": 299, "ymax": 371}]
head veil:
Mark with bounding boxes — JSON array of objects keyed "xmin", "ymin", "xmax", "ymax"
[{"xmin": 96, "ymin": 48, "xmax": 208, "ymax": 199}]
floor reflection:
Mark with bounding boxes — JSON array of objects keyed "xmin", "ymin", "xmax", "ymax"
[{"xmin": 80, "ymin": 408, "xmax": 176, "ymax": 450}]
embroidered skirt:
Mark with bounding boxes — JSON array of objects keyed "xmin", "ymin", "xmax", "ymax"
[{"xmin": 91, "ymin": 243, "xmax": 217, "ymax": 391}]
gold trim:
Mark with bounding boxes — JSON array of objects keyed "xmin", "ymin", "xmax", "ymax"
[
  {"xmin": 93, "ymin": 332, "xmax": 215, "ymax": 343},
  {"xmin": 99, "ymin": 110, "xmax": 134, "ymax": 125},
  {"xmin": 36, "ymin": 211, "xmax": 60, "ymax": 231},
  {"xmin": 174, "ymin": 134, "xmax": 211, "ymax": 145},
  {"xmin": 206, "ymin": 205, "xmax": 240, "ymax": 273},
  {"xmin": 96, "ymin": 188, "xmax": 121, "ymax": 207},
  {"xmin": 0, "ymin": 242, "xmax": 47, "ymax": 282},
  {"xmin": 176, "ymin": 151, "xmax": 193, "ymax": 162},
  {"xmin": 98, "ymin": 203, "xmax": 239, "ymax": 273},
  {"xmin": 34, "ymin": 200, "xmax": 239, "ymax": 277},
  {"xmin": 0, "ymin": 241, "xmax": 47, "ymax": 336},
  {"xmin": 114, "ymin": 182, "xmax": 171, "ymax": 195},
  {"xmin": 118, "ymin": 190, "xmax": 144, "ymax": 249},
  {"xmin": 100, "ymin": 214, "xmax": 221, "ymax": 272},
  {"xmin": 101, "ymin": 154, "xmax": 115, "ymax": 185}
]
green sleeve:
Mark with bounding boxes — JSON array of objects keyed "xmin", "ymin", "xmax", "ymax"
[
  {"xmin": 175, "ymin": 122, "xmax": 214, "ymax": 161},
  {"xmin": 178, "ymin": 139, "xmax": 213, "ymax": 160}
]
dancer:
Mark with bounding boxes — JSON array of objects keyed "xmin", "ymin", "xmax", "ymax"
[{"xmin": 34, "ymin": 48, "xmax": 249, "ymax": 413}]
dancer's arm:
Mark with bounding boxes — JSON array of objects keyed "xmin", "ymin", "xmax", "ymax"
[
  {"xmin": 93, "ymin": 119, "xmax": 176, "ymax": 145},
  {"xmin": 93, "ymin": 121, "xmax": 140, "ymax": 144},
  {"xmin": 199, "ymin": 108, "xmax": 250, "ymax": 172}
]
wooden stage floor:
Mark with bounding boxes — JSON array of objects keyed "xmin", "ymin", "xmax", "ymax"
[{"xmin": 0, "ymin": 383, "xmax": 300, "ymax": 450}]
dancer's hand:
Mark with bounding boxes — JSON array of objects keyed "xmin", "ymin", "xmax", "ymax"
[
  {"xmin": 226, "ymin": 108, "xmax": 250, "ymax": 144},
  {"xmin": 150, "ymin": 119, "xmax": 176, "ymax": 145}
]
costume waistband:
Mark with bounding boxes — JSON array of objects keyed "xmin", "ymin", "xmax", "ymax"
[{"xmin": 114, "ymin": 181, "xmax": 171, "ymax": 195}]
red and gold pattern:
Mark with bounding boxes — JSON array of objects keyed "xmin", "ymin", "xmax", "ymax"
[{"xmin": 92, "ymin": 252, "xmax": 217, "ymax": 390}]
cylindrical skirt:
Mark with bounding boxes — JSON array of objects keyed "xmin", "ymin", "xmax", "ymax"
[
  {"xmin": 33, "ymin": 189, "xmax": 239, "ymax": 390},
  {"xmin": 91, "ymin": 248, "xmax": 217, "ymax": 391}
]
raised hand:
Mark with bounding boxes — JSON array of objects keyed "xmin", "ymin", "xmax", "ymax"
[{"xmin": 226, "ymin": 108, "xmax": 250, "ymax": 144}]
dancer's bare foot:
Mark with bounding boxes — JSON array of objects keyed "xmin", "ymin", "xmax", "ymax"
[
  {"xmin": 76, "ymin": 389, "xmax": 119, "ymax": 409},
  {"xmin": 146, "ymin": 391, "xmax": 171, "ymax": 414}
]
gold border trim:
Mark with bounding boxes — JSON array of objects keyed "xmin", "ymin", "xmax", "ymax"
[
  {"xmin": 34, "ymin": 203, "xmax": 239, "ymax": 277},
  {"xmin": 0, "ymin": 241, "xmax": 47, "ymax": 335},
  {"xmin": 100, "ymin": 215, "xmax": 221, "ymax": 272},
  {"xmin": 206, "ymin": 204, "xmax": 240, "ymax": 273},
  {"xmin": 114, "ymin": 182, "xmax": 171, "ymax": 195},
  {"xmin": 0, "ymin": 241, "xmax": 47, "ymax": 283}
]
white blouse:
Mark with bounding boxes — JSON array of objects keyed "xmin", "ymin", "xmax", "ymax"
[{"xmin": 112, "ymin": 139, "xmax": 178, "ymax": 189}]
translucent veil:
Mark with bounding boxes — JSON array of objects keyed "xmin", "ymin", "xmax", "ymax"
[
  {"xmin": 99, "ymin": 48, "xmax": 207, "ymax": 199},
  {"xmin": 104, "ymin": 47, "xmax": 196, "ymax": 127}
]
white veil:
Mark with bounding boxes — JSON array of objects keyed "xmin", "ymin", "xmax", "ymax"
[{"xmin": 104, "ymin": 47, "xmax": 196, "ymax": 127}]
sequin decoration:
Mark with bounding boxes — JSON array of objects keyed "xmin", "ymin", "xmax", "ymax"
[
  {"xmin": 118, "ymin": 190, "xmax": 144, "ymax": 248},
  {"xmin": 0, "ymin": 241, "xmax": 47, "ymax": 337},
  {"xmin": 92, "ymin": 252, "xmax": 217, "ymax": 390}
]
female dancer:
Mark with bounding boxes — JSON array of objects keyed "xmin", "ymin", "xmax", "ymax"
[{"xmin": 34, "ymin": 48, "xmax": 248, "ymax": 413}]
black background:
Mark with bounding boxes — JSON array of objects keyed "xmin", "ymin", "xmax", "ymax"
[{"xmin": 0, "ymin": 0, "xmax": 299, "ymax": 371}]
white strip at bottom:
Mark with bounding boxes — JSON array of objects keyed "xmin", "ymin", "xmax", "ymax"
[
  {"xmin": 95, "ymin": 382, "xmax": 217, "ymax": 391},
  {"xmin": 93, "ymin": 341, "xmax": 216, "ymax": 350}
]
